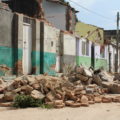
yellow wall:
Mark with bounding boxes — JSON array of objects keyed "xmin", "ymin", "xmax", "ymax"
[{"xmin": 75, "ymin": 22, "xmax": 104, "ymax": 45}]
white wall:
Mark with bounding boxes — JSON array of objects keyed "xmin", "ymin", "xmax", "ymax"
[
  {"xmin": 76, "ymin": 38, "xmax": 92, "ymax": 57},
  {"xmin": 95, "ymin": 45, "xmax": 100, "ymax": 59},
  {"xmin": 76, "ymin": 38, "xmax": 108, "ymax": 61},
  {"xmin": 63, "ymin": 33, "xmax": 76, "ymax": 56},
  {"xmin": 95, "ymin": 44, "xmax": 108, "ymax": 60},
  {"xmin": 44, "ymin": 23, "xmax": 60, "ymax": 53},
  {"xmin": 108, "ymin": 45, "xmax": 116, "ymax": 72}
]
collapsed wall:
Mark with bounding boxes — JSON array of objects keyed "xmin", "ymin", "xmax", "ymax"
[
  {"xmin": 0, "ymin": 66, "xmax": 120, "ymax": 108},
  {"xmin": 2, "ymin": 0, "xmax": 44, "ymax": 18}
]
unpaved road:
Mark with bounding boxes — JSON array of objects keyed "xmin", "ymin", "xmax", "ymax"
[{"xmin": 0, "ymin": 103, "xmax": 120, "ymax": 120}]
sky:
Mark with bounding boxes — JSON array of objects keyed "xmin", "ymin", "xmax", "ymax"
[{"xmin": 66, "ymin": 0, "xmax": 120, "ymax": 30}]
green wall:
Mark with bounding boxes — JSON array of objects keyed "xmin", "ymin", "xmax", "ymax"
[
  {"xmin": 0, "ymin": 46, "xmax": 23, "ymax": 76},
  {"xmin": 76, "ymin": 56, "xmax": 91, "ymax": 68},
  {"xmin": 32, "ymin": 51, "xmax": 56, "ymax": 75},
  {"xmin": 95, "ymin": 58, "xmax": 108, "ymax": 70},
  {"xmin": 44, "ymin": 52, "xmax": 56, "ymax": 75},
  {"xmin": 76, "ymin": 56, "xmax": 108, "ymax": 70},
  {"xmin": 32, "ymin": 51, "xmax": 41, "ymax": 74},
  {"xmin": 0, "ymin": 46, "xmax": 56, "ymax": 76}
]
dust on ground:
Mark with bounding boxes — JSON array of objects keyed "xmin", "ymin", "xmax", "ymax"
[{"xmin": 0, "ymin": 103, "xmax": 120, "ymax": 120}]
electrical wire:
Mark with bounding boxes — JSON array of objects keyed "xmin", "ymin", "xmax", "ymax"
[{"xmin": 68, "ymin": 0, "xmax": 115, "ymax": 21}]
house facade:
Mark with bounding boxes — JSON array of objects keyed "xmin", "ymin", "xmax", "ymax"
[
  {"xmin": 0, "ymin": 1, "xmax": 77, "ymax": 76},
  {"xmin": 75, "ymin": 22, "xmax": 108, "ymax": 70},
  {"xmin": 0, "ymin": 1, "xmax": 114, "ymax": 77},
  {"xmin": 104, "ymin": 30, "xmax": 120, "ymax": 73}
]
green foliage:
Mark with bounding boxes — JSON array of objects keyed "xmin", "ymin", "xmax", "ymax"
[
  {"xmin": 40, "ymin": 104, "xmax": 54, "ymax": 109},
  {"xmin": 13, "ymin": 95, "xmax": 54, "ymax": 109},
  {"xmin": 13, "ymin": 95, "xmax": 44, "ymax": 108}
]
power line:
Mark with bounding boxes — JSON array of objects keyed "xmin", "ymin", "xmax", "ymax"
[{"xmin": 68, "ymin": 0, "xmax": 114, "ymax": 21}]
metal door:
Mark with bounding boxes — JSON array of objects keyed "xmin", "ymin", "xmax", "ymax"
[{"xmin": 23, "ymin": 23, "xmax": 32, "ymax": 75}]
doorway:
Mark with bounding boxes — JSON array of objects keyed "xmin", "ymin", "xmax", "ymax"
[
  {"xmin": 91, "ymin": 43, "xmax": 95, "ymax": 69},
  {"xmin": 23, "ymin": 23, "xmax": 32, "ymax": 75}
]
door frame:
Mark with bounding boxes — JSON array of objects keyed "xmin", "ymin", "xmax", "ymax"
[{"xmin": 22, "ymin": 23, "xmax": 32, "ymax": 75}]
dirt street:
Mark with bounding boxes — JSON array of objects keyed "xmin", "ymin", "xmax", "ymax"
[{"xmin": 0, "ymin": 103, "xmax": 120, "ymax": 120}]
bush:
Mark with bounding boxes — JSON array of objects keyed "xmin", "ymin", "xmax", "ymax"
[
  {"xmin": 40, "ymin": 104, "xmax": 54, "ymax": 109},
  {"xmin": 13, "ymin": 95, "xmax": 44, "ymax": 108}
]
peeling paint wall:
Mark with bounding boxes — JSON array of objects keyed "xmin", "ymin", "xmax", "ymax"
[
  {"xmin": 0, "ymin": 8, "xmax": 14, "ymax": 76},
  {"xmin": 0, "ymin": 7, "xmax": 61, "ymax": 76},
  {"xmin": 0, "ymin": 6, "xmax": 24, "ymax": 76},
  {"xmin": 60, "ymin": 32, "xmax": 76, "ymax": 73},
  {"xmin": 24, "ymin": 18, "xmax": 60, "ymax": 75},
  {"xmin": 43, "ymin": 23, "xmax": 60, "ymax": 75},
  {"xmin": 0, "ymin": 5, "xmax": 78, "ymax": 76},
  {"xmin": 31, "ymin": 19, "xmax": 41, "ymax": 74}
]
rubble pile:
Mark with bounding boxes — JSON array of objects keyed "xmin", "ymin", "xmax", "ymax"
[
  {"xmin": 69, "ymin": 66, "xmax": 120, "ymax": 94},
  {"xmin": 0, "ymin": 66, "xmax": 120, "ymax": 108}
]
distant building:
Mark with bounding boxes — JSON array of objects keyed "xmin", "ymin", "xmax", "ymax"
[
  {"xmin": 104, "ymin": 30, "xmax": 120, "ymax": 73},
  {"xmin": 75, "ymin": 22, "xmax": 108, "ymax": 70}
]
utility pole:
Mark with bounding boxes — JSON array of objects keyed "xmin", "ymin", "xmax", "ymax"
[{"xmin": 115, "ymin": 12, "xmax": 119, "ymax": 72}]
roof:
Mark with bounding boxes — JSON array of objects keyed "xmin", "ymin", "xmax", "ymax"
[
  {"xmin": 75, "ymin": 22, "xmax": 104, "ymax": 45},
  {"xmin": 46, "ymin": 0, "xmax": 79, "ymax": 13}
]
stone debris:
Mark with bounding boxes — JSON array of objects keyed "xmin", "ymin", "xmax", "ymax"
[
  {"xmin": 81, "ymin": 95, "xmax": 89, "ymax": 107},
  {"xmin": 0, "ymin": 66, "xmax": 120, "ymax": 108},
  {"xmin": 31, "ymin": 90, "xmax": 45, "ymax": 99}
]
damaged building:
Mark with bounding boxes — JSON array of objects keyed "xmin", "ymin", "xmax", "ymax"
[
  {"xmin": 1, "ymin": 0, "xmax": 44, "ymax": 18},
  {"xmin": 104, "ymin": 30, "xmax": 120, "ymax": 73},
  {"xmin": 43, "ymin": 0, "xmax": 78, "ymax": 32},
  {"xmin": 0, "ymin": 0, "xmax": 78, "ymax": 76},
  {"xmin": 0, "ymin": 0, "xmax": 116, "ymax": 77},
  {"xmin": 2, "ymin": 0, "xmax": 78, "ymax": 32},
  {"xmin": 75, "ymin": 22, "xmax": 108, "ymax": 70}
]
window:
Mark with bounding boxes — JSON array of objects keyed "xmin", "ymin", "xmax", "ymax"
[
  {"xmin": 82, "ymin": 41, "xmax": 86, "ymax": 55},
  {"xmin": 51, "ymin": 41, "xmax": 54, "ymax": 47},
  {"xmin": 86, "ymin": 40, "xmax": 89, "ymax": 56},
  {"xmin": 82, "ymin": 40, "xmax": 89, "ymax": 56},
  {"xmin": 100, "ymin": 46, "xmax": 105, "ymax": 58}
]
